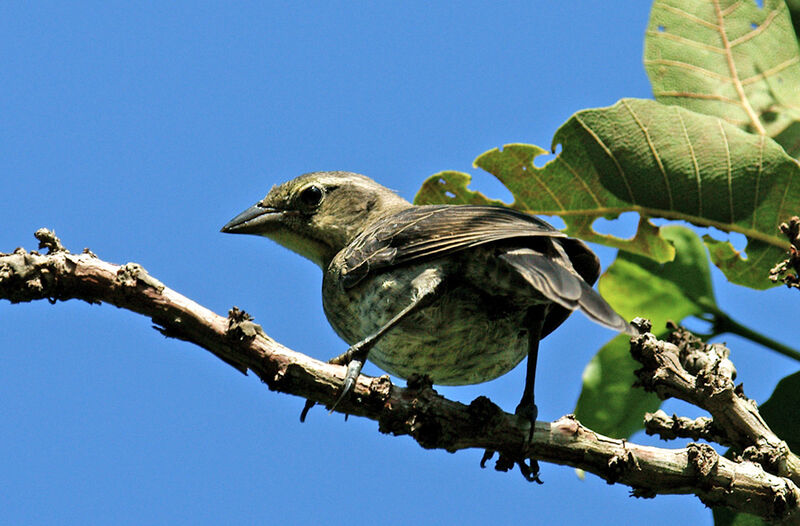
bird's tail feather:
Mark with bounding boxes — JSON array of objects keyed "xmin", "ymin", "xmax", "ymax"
[{"xmin": 500, "ymin": 249, "xmax": 635, "ymax": 336}]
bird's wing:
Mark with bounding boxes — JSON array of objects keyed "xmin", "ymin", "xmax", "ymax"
[
  {"xmin": 340, "ymin": 204, "xmax": 634, "ymax": 335},
  {"xmin": 339, "ymin": 205, "xmax": 566, "ymax": 286}
]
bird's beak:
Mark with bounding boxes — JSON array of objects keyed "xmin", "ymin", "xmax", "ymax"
[{"xmin": 220, "ymin": 203, "xmax": 283, "ymax": 235}]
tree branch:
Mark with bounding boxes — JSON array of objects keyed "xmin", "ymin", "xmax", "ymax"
[
  {"xmin": 770, "ymin": 216, "xmax": 800, "ymax": 290},
  {"xmin": 1, "ymin": 230, "xmax": 798, "ymax": 521},
  {"xmin": 632, "ymin": 321, "xmax": 800, "ymax": 489},
  {"xmin": 644, "ymin": 410, "xmax": 728, "ymax": 445}
]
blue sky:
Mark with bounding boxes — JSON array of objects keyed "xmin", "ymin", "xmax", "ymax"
[{"xmin": 2, "ymin": 2, "xmax": 796, "ymax": 524}]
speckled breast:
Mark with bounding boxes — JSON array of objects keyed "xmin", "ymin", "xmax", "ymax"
[{"xmin": 321, "ymin": 258, "xmax": 530, "ymax": 386}]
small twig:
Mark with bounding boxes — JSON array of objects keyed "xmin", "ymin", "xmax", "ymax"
[
  {"xmin": 34, "ymin": 228, "xmax": 66, "ymax": 254},
  {"xmin": 770, "ymin": 216, "xmax": 800, "ymax": 289},
  {"xmin": 644, "ymin": 410, "xmax": 728, "ymax": 445}
]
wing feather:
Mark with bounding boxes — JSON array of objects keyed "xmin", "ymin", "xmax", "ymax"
[{"xmin": 340, "ymin": 205, "xmax": 564, "ymax": 285}]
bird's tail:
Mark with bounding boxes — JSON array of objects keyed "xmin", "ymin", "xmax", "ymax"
[{"xmin": 500, "ymin": 249, "xmax": 636, "ymax": 336}]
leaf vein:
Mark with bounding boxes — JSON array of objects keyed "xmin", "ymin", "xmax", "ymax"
[
  {"xmin": 623, "ymin": 99, "xmax": 673, "ymax": 210},
  {"xmin": 555, "ymin": 156, "xmax": 603, "ymax": 208},
  {"xmin": 646, "ymin": 30, "xmax": 725, "ymax": 54},
  {"xmin": 654, "ymin": 91, "xmax": 742, "ymax": 105},
  {"xmin": 521, "ymin": 206, "xmax": 784, "ymax": 248},
  {"xmin": 645, "ymin": 58, "xmax": 731, "ymax": 81},
  {"xmin": 746, "ymin": 241, "xmax": 777, "ymax": 276},
  {"xmin": 717, "ymin": 120, "xmax": 735, "ymax": 224},
  {"xmin": 776, "ymin": 171, "xmax": 792, "ymax": 221},
  {"xmin": 713, "ymin": 0, "xmax": 766, "ymax": 134},
  {"xmin": 656, "ymin": 3, "xmax": 719, "ymax": 30},
  {"xmin": 752, "ymin": 135, "xmax": 764, "ymax": 230},
  {"xmin": 740, "ymin": 56, "xmax": 800, "ymax": 86},
  {"xmin": 729, "ymin": 2, "xmax": 785, "ymax": 48},
  {"xmin": 507, "ymin": 150, "xmax": 567, "ymax": 211},
  {"xmin": 720, "ymin": 0, "xmax": 744, "ymax": 18},
  {"xmin": 573, "ymin": 113, "xmax": 637, "ymax": 204},
  {"xmin": 677, "ymin": 109, "xmax": 702, "ymax": 216}
]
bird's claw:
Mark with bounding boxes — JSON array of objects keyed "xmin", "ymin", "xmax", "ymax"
[
  {"xmin": 300, "ymin": 399, "xmax": 316, "ymax": 422},
  {"xmin": 301, "ymin": 357, "xmax": 363, "ymax": 422},
  {"xmin": 329, "ymin": 359, "xmax": 362, "ymax": 414},
  {"xmin": 479, "ymin": 401, "xmax": 540, "ymax": 482},
  {"xmin": 481, "ymin": 450, "xmax": 542, "ymax": 484}
]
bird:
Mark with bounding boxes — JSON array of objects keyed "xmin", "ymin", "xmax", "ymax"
[{"xmin": 221, "ymin": 171, "xmax": 634, "ymax": 438}]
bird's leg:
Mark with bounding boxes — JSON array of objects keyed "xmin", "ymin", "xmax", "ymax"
[
  {"xmin": 483, "ymin": 304, "xmax": 548, "ymax": 482},
  {"xmin": 515, "ymin": 304, "xmax": 548, "ymax": 440},
  {"xmin": 301, "ymin": 268, "xmax": 444, "ymax": 421}
]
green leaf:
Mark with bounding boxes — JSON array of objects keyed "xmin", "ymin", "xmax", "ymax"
[
  {"xmin": 703, "ymin": 236, "xmax": 777, "ymax": 290},
  {"xmin": 575, "ymin": 226, "xmax": 713, "ymax": 438},
  {"xmin": 644, "ymin": 0, "xmax": 800, "ymax": 157},
  {"xmin": 600, "ymin": 225, "xmax": 716, "ymax": 327},
  {"xmin": 416, "ymin": 170, "xmax": 507, "ymax": 207},
  {"xmin": 416, "ymin": 141, "xmax": 675, "ymax": 263},
  {"xmin": 574, "ymin": 335, "xmax": 662, "ymax": 439},
  {"xmin": 712, "ymin": 507, "xmax": 764, "ymax": 526},
  {"xmin": 789, "ymin": 0, "xmax": 800, "ymax": 44},
  {"xmin": 758, "ymin": 371, "xmax": 800, "ymax": 452},
  {"xmin": 712, "ymin": 371, "xmax": 800, "ymax": 525},
  {"xmin": 416, "ymin": 98, "xmax": 800, "ymax": 288}
]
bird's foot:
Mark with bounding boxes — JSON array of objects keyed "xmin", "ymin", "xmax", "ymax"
[
  {"xmin": 481, "ymin": 450, "xmax": 542, "ymax": 484},
  {"xmin": 476, "ymin": 400, "xmax": 540, "ymax": 482},
  {"xmin": 299, "ymin": 347, "xmax": 367, "ymax": 422}
]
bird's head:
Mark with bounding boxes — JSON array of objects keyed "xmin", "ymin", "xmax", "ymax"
[{"xmin": 221, "ymin": 171, "xmax": 410, "ymax": 268}]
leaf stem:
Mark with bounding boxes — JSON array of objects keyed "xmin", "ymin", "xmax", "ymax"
[{"xmin": 709, "ymin": 310, "xmax": 800, "ymax": 363}]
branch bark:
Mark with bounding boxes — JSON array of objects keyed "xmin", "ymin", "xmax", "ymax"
[
  {"xmin": 1, "ymin": 230, "xmax": 798, "ymax": 522},
  {"xmin": 770, "ymin": 216, "xmax": 800, "ymax": 289}
]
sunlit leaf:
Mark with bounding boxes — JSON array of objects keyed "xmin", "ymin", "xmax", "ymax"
[{"xmin": 645, "ymin": 0, "xmax": 800, "ymax": 157}]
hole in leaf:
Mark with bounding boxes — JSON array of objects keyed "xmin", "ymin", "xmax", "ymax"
[
  {"xmin": 540, "ymin": 215, "xmax": 566, "ymax": 230},
  {"xmin": 706, "ymin": 227, "xmax": 748, "ymax": 254},
  {"xmin": 438, "ymin": 178, "xmax": 447, "ymax": 185},
  {"xmin": 532, "ymin": 143, "xmax": 562, "ymax": 168},
  {"xmin": 726, "ymin": 231, "xmax": 748, "ymax": 253},
  {"xmin": 463, "ymin": 173, "xmax": 513, "ymax": 204},
  {"xmin": 750, "ymin": 22, "xmax": 758, "ymax": 29},
  {"xmin": 445, "ymin": 191, "xmax": 456, "ymax": 199},
  {"xmin": 591, "ymin": 212, "xmax": 640, "ymax": 240},
  {"xmin": 532, "ymin": 153, "xmax": 555, "ymax": 168},
  {"xmin": 657, "ymin": 25, "xmax": 665, "ymax": 32},
  {"xmin": 754, "ymin": 0, "xmax": 764, "ymax": 8}
]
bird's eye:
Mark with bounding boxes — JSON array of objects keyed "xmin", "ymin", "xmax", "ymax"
[{"xmin": 298, "ymin": 185, "xmax": 324, "ymax": 208}]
